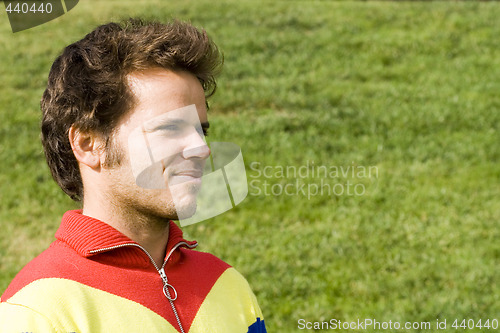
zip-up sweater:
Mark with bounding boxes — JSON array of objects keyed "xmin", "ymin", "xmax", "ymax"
[{"xmin": 0, "ymin": 210, "xmax": 266, "ymax": 332}]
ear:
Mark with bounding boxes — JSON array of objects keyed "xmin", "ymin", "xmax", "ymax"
[{"xmin": 68, "ymin": 126, "xmax": 104, "ymax": 170}]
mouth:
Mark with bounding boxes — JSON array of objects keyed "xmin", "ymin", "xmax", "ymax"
[{"xmin": 169, "ymin": 170, "xmax": 203, "ymax": 185}]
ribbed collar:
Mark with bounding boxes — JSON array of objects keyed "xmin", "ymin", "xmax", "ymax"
[{"xmin": 55, "ymin": 210, "xmax": 197, "ymax": 262}]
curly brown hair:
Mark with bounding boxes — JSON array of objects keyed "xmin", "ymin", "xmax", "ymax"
[{"xmin": 40, "ymin": 18, "xmax": 223, "ymax": 201}]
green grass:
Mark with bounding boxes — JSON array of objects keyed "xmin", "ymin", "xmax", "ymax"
[{"xmin": 1, "ymin": 1, "xmax": 500, "ymax": 332}]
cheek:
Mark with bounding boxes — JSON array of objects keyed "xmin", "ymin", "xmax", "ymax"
[
  {"xmin": 148, "ymin": 137, "xmax": 183, "ymax": 163},
  {"xmin": 126, "ymin": 130, "xmax": 180, "ymax": 180},
  {"xmin": 161, "ymin": 154, "xmax": 185, "ymax": 175}
]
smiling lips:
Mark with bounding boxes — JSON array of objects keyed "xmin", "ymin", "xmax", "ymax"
[
  {"xmin": 169, "ymin": 169, "xmax": 204, "ymax": 185},
  {"xmin": 160, "ymin": 157, "xmax": 205, "ymax": 185},
  {"xmin": 175, "ymin": 170, "xmax": 203, "ymax": 178}
]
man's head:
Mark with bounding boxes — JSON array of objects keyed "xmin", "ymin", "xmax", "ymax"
[{"xmin": 41, "ymin": 19, "xmax": 222, "ymax": 204}]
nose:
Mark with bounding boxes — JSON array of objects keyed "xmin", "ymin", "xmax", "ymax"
[{"xmin": 182, "ymin": 129, "xmax": 211, "ymax": 160}]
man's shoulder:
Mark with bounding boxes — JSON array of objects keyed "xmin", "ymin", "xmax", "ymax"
[
  {"xmin": 1, "ymin": 240, "xmax": 77, "ymax": 302},
  {"xmin": 180, "ymin": 246, "xmax": 232, "ymax": 268},
  {"xmin": 181, "ymin": 248, "xmax": 256, "ymax": 301},
  {"xmin": 188, "ymin": 263, "xmax": 266, "ymax": 332}
]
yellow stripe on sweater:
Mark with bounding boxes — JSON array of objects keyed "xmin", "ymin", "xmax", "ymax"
[
  {"xmin": 190, "ymin": 268, "xmax": 264, "ymax": 332},
  {"xmin": 1, "ymin": 278, "xmax": 177, "ymax": 332},
  {"xmin": 1, "ymin": 268, "xmax": 263, "ymax": 332}
]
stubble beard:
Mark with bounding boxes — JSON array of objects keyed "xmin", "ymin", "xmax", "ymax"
[
  {"xmin": 102, "ymin": 135, "xmax": 201, "ymax": 224},
  {"xmin": 105, "ymin": 167, "xmax": 203, "ymax": 225}
]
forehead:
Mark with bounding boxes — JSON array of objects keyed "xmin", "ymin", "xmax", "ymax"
[{"xmin": 124, "ymin": 68, "xmax": 207, "ymax": 125}]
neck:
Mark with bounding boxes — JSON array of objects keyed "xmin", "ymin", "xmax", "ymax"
[{"xmin": 82, "ymin": 191, "xmax": 170, "ymax": 268}]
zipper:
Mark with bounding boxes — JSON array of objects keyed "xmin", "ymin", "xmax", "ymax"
[{"xmin": 89, "ymin": 241, "xmax": 197, "ymax": 333}]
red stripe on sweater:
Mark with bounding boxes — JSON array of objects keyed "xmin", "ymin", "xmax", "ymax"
[{"xmin": 1, "ymin": 211, "xmax": 230, "ymax": 331}]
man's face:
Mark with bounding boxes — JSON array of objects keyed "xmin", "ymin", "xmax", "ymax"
[{"xmin": 102, "ymin": 68, "xmax": 210, "ymax": 220}]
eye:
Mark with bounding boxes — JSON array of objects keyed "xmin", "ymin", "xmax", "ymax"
[
  {"xmin": 156, "ymin": 124, "xmax": 182, "ymax": 136},
  {"xmin": 164, "ymin": 125, "xmax": 179, "ymax": 131}
]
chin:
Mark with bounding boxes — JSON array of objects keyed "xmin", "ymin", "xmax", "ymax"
[
  {"xmin": 172, "ymin": 197, "xmax": 198, "ymax": 220},
  {"xmin": 168, "ymin": 183, "xmax": 202, "ymax": 220}
]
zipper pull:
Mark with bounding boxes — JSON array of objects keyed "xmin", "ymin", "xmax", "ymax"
[
  {"xmin": 159, "ymin": 268, "xmax": 178, "ymax": 301},
  {"xmin": 159, "ymin": 267, "xmax": 168, "ymax": 284}
]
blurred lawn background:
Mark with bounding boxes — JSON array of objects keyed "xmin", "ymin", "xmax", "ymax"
[{"xmin": 1, "ymin": 1, "xmax": 499, "ymax": 332}]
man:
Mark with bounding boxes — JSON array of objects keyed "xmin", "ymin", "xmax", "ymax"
[{"xmin": 0, "ymin": 19, "xmax": 266, "ymax": 332}]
